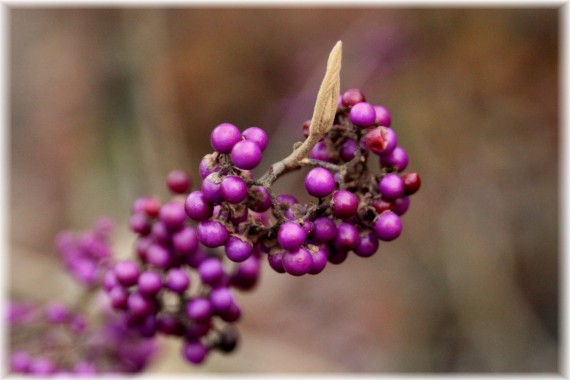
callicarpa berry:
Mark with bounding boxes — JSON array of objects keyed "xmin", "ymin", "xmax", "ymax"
[
  {"xmin": 304, "ymin": 167, "xmax": 336, "ymax": 198},
  {"xmin": 308, "ymin": 246, "xmax": 329, "ymax": 275},
  {"xmin": 166, "ymin": 268, "xmax": 190, "ymax": 293},
  {"xmin": 138, "ymin": 271, "xmax": 162, "ymax": 296},
  {"xmin": 380, "ymin": 146, "xmax": 408, "ymax": 172},
  {"xmin": 183, "ymin": 340, "xmax": 208, "ymax": 364},
  {"xmin": 231, "ymin": 140, "xmax": 262, "ymax": 170},
  {"xmin": 277, "ymin": 222, "xmax": 307, "ymax": 251},
  {"xmin": 197, "ymin": 221, "xmax": 228, "ymax": 248},
  {"xmin": 210, "ymin": 123, "xmax": 241, "ymax": 153},
  {"xmin": 349, "ymin": 102, "xmax": 376, "ymax": 128},
  {"xmin": 310, "ymin": 141, "xmax": 335, "ymax": 163},
  {"xmin": 159, "ymin": 201, "xmax": 186, "ymax": 230},
  {"xmin": 402, "ymin": 172, "xmax": 421, "ymax": 195},
  {"xmin": 342, "ymin": 88, "xmax": 366, "ymax": 107},
  {"xmin": 392, "ymin": 196, "xmax": 411, "ymax": 216},
  {"xmin": 201, "ymin": 174, "xmax": 224, "ymax": 203},
  {"xmin": 374, "ymin": 105, "xmax": 392, "ymax": 127},
  {"xmin": 242, "ymin": 127, "xmax": 268, "ymax": 151},
  {"xmin": 220, "ymin": 176, "xmax": 248, "ymax": 204},
  {"xmin": 374, "ymin": 211, "xmax": 402, "ymax": 241},
  {"xmin": 340, "ymin": 139, "xmax": 358, "ymax": 161},
  {"xmin": 282, "ymin": 247, "xmax": 313, "ymax": 276},
  {"xmin": 185, "ymin": 191, "xmax": 213, "ymax": 221},
  {"xmin": 225, "ymin": 236, "xmax": 253, "ymax": 263},
  {"xmin": 166, "ymin": 170, "xmax": 191, "ymax": 194},
  {"xmin": 312, "ymin": 217, "xmax": 337, "ymax": 243},
  {"xmin": 332, "ymin": 190, "xmax": 359, "ymax": 219},
  {"xmin": 378, "ymin": 173, "xmax": 404, "ymax": 200},
  {"xmin": 354, "ymin": 233, "xmax": 379, "ymax": 258}
]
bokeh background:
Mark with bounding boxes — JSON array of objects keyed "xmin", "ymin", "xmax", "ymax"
[{"xmin": 9, "ymin": 7, "xmax": 559, "ymax": 373}]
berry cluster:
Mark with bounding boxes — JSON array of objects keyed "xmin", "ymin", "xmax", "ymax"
[
  {"xmin": 9, "ymin": 221, "xmax": 158, "ymax": 375},
  {"xmin": 182, "ymin": 88, "xmax": 421, "ymax": 279},
  {"xmin": 8, "ymin": 299, "xmax": 156, "ymax": 375},
  {"xmin": 55, "ymin": 217, "xmax": 115, "ymax": 287},
  {"xmin": 107, "ymin": 169, "xmax": 257, "ymax": 365}
]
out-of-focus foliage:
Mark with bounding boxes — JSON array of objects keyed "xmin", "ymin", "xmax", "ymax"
[{"xmin": 10, "ymin": 8, "xmax": 558, "ymax": 372}]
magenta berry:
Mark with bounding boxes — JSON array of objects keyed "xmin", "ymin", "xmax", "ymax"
[
  {"xmin": 332, "ymin": 190, "xmax": 359, "ymax": 218},
  {"xmin": 380, "ymin": 146, "xmax": 408, "ymax": 172},
  {"xmin": 211, "ymin": 123, "xmax": 241, "ymax": 153},
  {"xmin": 304, "ymin": 167, "xmax": 336, "ymax": 198},
  {"xmin": 349, "ymin": 102, "xmax": 376, "ymax": 128},
  {"xmin": 342, "ymin": 88, "xmax": 365, "ymax": 106},
  {"xmin": 242, "ymin": 127, "xmax": 268, "ymax": 151},
  {"xmin": 197, "ymin": 221, "xmax": 228, "ymax": 248},
  {"xmin": 374, "ymin": 211, "xmax": 402, "ymax": 241},
  {"xmin": 231, "ymin": 140, "xmax": 262, "ymax": 170},
  {"xmin": 185, "ymin": 191, "xmax": 213, "ymax": 221},
  {"xmin": 277, "ymin": 222, "xmax": 307, "ymax": 251},
  {"xmin": 374, "ymin": 105, "xmax": 391, "ymax": 127},
  {"xmin": 220, "ymin": 176, "xmax": 248, "ymax": 204},
  {"xmin": 225, "ymin": 236, "xmax": 253, "ymax": 262},
  {"xmin": 379, "ymin": 173, "xmax": 404, "ymax": 200},
  {"xmin": 282, "ymin": 247, "xmax": 313, "ymax": 276},
  {"xmin": 201, "ymin": 174, "xmax": 224, "ymax": 203},
  {"xmin": 354, "ymin": 233, "xmax": 379, "ymax": 257},
  {"xmin": 166, "ymin": 170, "xmax": 191, "ymax": 194}
]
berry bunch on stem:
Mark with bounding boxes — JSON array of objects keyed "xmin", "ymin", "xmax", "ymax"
[{"xmin": 10, "ymin": 40, "xmax": 421, "ymax": 371}]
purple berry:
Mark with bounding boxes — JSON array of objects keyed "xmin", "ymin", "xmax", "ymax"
[
  {"xmin": 231, "ymin": 140, "xmax": 262, "ymax": 170},
  {"xmin": 219, "ymin": 302, "xmax": 242, "ymax": 322},
  {"xmin": 158, "ymin": 314, "xmax": 184, "ymax": 336},
  {"xmin": 146, "ymin": 244, "xmax": 172, "ymax": 269},
  {"xmin": 166, "ymin": 170, "xmax": 191, "ymax": 194},
  {"xmin": 184, "ymin": 191, "xmax": 213, "ymax": 221},
  {"xmin": 198, "ymin": 258, "xmax": 225, "ymax": 285},
  {"xmin": 354, "ymin": 233, "xmax": 379, "ymax": 257},
  {"xmin": 349, "ymin": 102, "xmax": 376, "ymax": 128},
  {"xmin": 374, "ymin": 211, "xmax": 402, "ymax": 241},
  {"xmin": 342, "ymin": 88, "xmax": 365, "ymax": 107},
  {"xmin": 380, "ymin": 146, "xmax": 408, "ymax": 172},
  {"xmin": 332, "ymin": 190, "xmax": 359, "ymax": 219},
  {"xmin": 268, "ymin": 251, "xmax": 286, "ymax": 273},
  {"xmin": 150, "ymin": 221, "xmax": 170, "ymax": 245},
  {"xmin": 392, "ymin": 196, "xmax": 411, "ymax": 216},
  {"xmin": 199, "ymin": 154, "xmax": 220, "ymax": 179},
  {"xmin": 312, "ymin": 217, "xmax": 337, "ymax": 243},
  {"xmin": 166, "ymin": 268, "xmax": 190, "ymax": 293},
  {"xmin": 340, "ymin": 139, "xmax": 358, "ymax": 161},
  {"xmin": 132, "ymin": 196, "xmax": 161, "ymax": 218},
  {"xmin": 197, "ymin": 221, "xmax": 228, "ymax": 248},
  {"xmin": 159, "ymin": 201, "xmax": 186, "ymax": 230},
  {"xmin": 230, "ymin": 256, "xmax": 260, "ymax": 290},
  {"xmin": 172, "ymin": 226, "xmax": 199, "ymax": 255},
  {"xmin": 374, "ymin": 105, "xmax": 391, "ymax": 127},
  {"xmin": 308, "ymin": 246, "xmax": 329, "ymax": 274},
  {"xmin": 276, "ymin": 194, "xmax": 298, "ymax": 208},
  {"xmin": 183, "ymin": 340, "xmax": 208, "ymax": 364},
  {"xmin": 186, "ymin": 297, "xmax": 212, "ymax": 322},
  {"xmin": 127, "ymin": 292, "xmax": 156, "ymax": 317},
  {"xmin": 334, "ymin": 223, "xmax": 360, "ymax": 251},
  {"xmin": 114, "ymin": 260, "xmax": 140, "ymax": 287},
  {"xmin": 379, "ymin": 173, "xmax": 404, "ymax": 200},
  {"xmin": 209, "ymin": 287, "xmax": 234, "ymax": 313},
  {"xmin": 109, "ymin": 286, "xmax": 129, "ymax": 310},
  {"xmin": 242, "ymin": 127, "xmax": 268, "ymax": 151},
  {"xmin": 138, "ymin": 271, "xmax": 162, "ymax": 296},
  {"xmin": 220, "ymin": 176, "xmax": 248, "ymax": 204},
  {"xmin": 304, "ymin": 167, "xmax": 336, "ymax": 198},
  {"xmin": 282, "ymin": 247, "xmax": 313, "ymax": 276},
  {"xmin": 277, "ymin": 222, "xmax": 307, "ymax": 251},
  {"xmin": 211, "ymin": 123, "xmax": 241, "ymax": 153},
  {"xmin": 225, "ymin": 236, "xmax": 253, "ymax": 262},
  {"xmin": 309, "ymin": 141, "xmax": 335, "ymax": 163},
  {"xmin": 129, "ymin": 213, "xmax": 151, "ymax": 235},
  {"xmin": 201, "ymin": 174, "xmax": 224, "ymax": 203}
]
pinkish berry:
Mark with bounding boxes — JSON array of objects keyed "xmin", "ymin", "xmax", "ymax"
[
  {"xmin": 211, "ymin": 123, "xmax": 241, "ymax": 153},
  {"xmin": 349, "ymin": 102, "xmax": 376, "ymax": 128}
]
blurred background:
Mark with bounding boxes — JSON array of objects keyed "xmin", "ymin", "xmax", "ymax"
[{"xmin": 9, "ymin": 7, "xmax": 559, "ymax": 373}]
